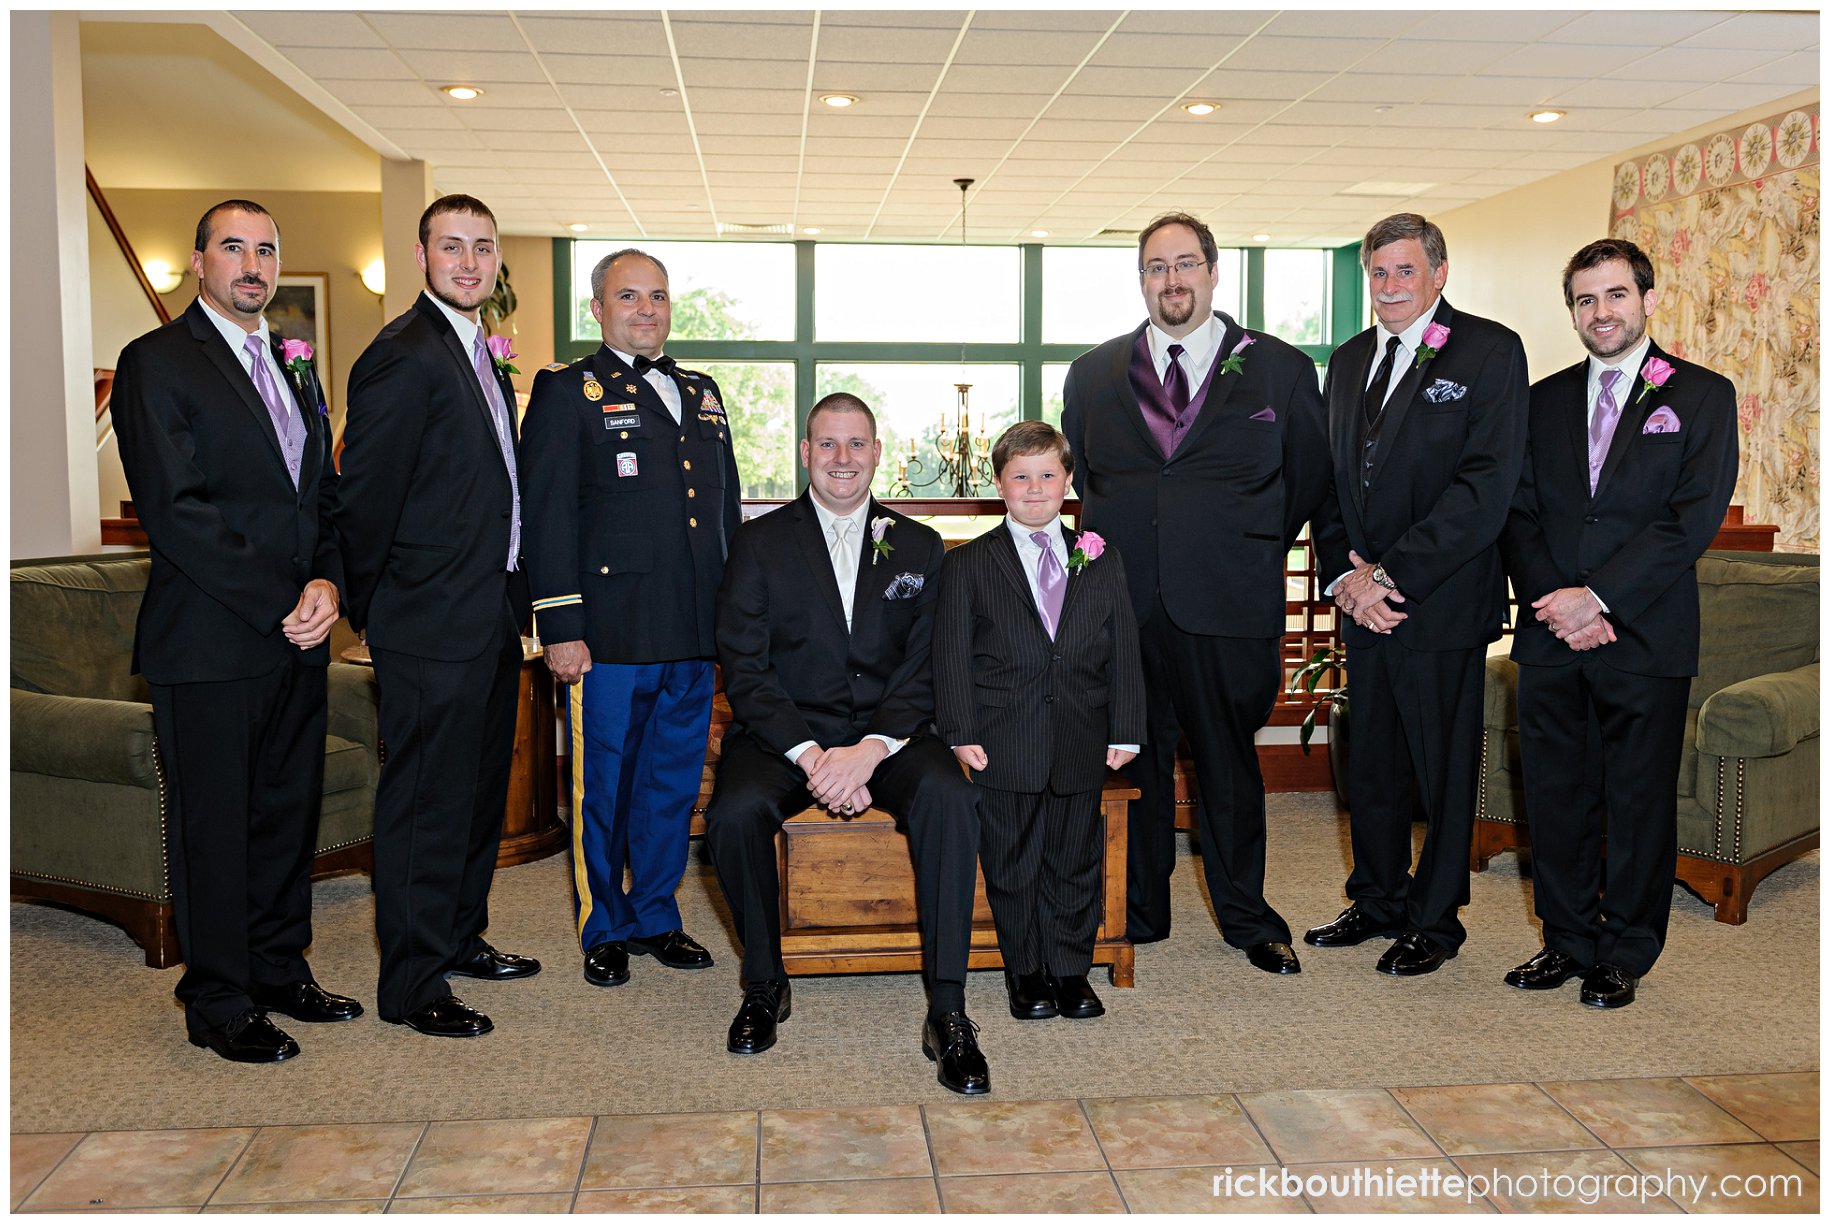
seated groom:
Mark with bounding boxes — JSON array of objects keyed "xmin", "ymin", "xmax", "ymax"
[{"xmin": 704, "ymin": 392, "xmax": 989, "ymax": 1095}]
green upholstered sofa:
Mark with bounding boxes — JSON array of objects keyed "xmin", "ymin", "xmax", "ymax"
[
  {"xmin": 1474, "ymin": 551, "xmax": 1819, "ymax": 923},
  {"xmin": 10, "ymin": 556, "xmax": 378, "ymax": 966}
]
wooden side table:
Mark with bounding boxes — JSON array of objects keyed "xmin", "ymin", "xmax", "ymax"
[{"xmin": 340, "ymin": 638, "xmax": 566, "ymax": 868}]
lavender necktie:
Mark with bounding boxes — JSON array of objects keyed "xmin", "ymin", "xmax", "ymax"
[
  {"xmin": 1588, "ymin": 368, "xmax": 1624, "ymax": 495},
  {"xmin": 244, "ymin": 333, "xmax": 303, "ymax": 489},
  {"xmin": 1032, "ymin": 530, "xmax": 1065, "ymax": 640},
  {"xmin": 472, "ymin": 333, "xmax": 522, "ymax": 569}
]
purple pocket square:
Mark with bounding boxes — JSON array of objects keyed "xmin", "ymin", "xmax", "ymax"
[
  {"xmin": 1642, "ymin": 407, "xmax": 1681, "ymax": 434},
  {"xmin": 1249, "ymin": 406, "xmax": 1277, "ymax": 422}
]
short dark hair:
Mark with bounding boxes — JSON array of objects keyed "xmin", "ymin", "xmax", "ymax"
[
  {"xmin": 590, "ymin": 248, "xmax": 669, "ymax": 301},
  {"xmin": 991, "ymin": 420, "xmax": 1074, "ymax": 478},
  {"xmin": 418, "ymin": 194, "xmax": 497, "ymax": 248},
  {"xmin": 1360, "ymin": 213, "xmax": 1447, "ymax": 271},
  {"xmin": 1137, "ymin": 211, "xmax": 1218, "ymax": 272},
  {"xmin": 806, "ymin": 392, "xmax": 876, "ymax": 439},
  {"xmin": 1561, "ymin": 238, "xmax": 1656, "ymax": 308},
  {"xmin": 194, "ymin": 200, "xmax": 277, "ymax": 253}
]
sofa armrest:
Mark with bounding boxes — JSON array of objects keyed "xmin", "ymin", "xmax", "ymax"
[
  {"xmin": 326, "ymin": 663, "xmax": 379, "ymax": 754},
  {"xmin": 1482, "ymin": 655, "xmax": 1519, "ymax": 731},
  {"xmin": 11, "ymin": 689, "xmax": 159, "ymax": 787},
  {"xmin": 1696, "ymin": 663, "xmax": 1819, "ymax": 759}
]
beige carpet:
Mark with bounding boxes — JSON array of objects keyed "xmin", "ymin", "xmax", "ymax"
[{"xmin": 11, "ymin": 794, "xmax": 1818, "ymax": 1134}]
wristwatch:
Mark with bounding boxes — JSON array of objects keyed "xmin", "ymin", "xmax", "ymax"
[{"xmin": 1370, "ymin": 564, "xmax": 1396, "ymax": 591}]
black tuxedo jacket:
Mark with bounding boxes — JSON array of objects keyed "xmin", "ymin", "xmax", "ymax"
[
  {"xmin": 933, "ymin": 523, "xmax": 1146, "ymax": 794},
  {"xmin": 112, "ymin": 298, "xmax": 341, "ymax": 684},
  {"xmin": 1061, "ymin": 311, "xmax": 1342, "ymax": 638},
  {"xmin": 716, "ymin": 494, "xmax": 945, "ymax": 755},
  {"xmin": 1503, "ymin": 343, "xmax": 1739, "ymax": 677},
  {"xmin": 1317, "ymin": 299, "xmax": 1528, "ymax": 651},
  {"xmin": 335, "ymin": 293, "xmax": 530, "ymax": 661},
  {"xmin": 521, "ymin": 345, "xmax": 743, "ymax": 664}
]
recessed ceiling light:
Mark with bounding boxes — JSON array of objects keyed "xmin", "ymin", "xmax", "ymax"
[
  {"xmin": 441, "ymin": 85, "xmax": 482, "ymax": 101},
  {"xmin": 1529, "ymin": 109, "xmax": 1566, "ymax": 124},
  {"xmin": 1373, "ymin": 105, "xmax": 1395, "ymax": 114},
  {"xmin": 1030, "ymin": 229, "xmax": 1050, "ymax": 238},
  {"xmin": 568, "ymin": 223, "xmax": 589, "ymax": 233},
  {"xmin": 803, "ymin": 227, "xmax": 822, "ymax": 235},
  {"xmin": 1252, "ymin": 233, "xmax": 1271, "ymax": 242},
  {"xmin": 1181, "ymin": 101, "xmax": 1219, "ymax": 116},
  {"xmin": 659, "ymin": 87, "xmax": 677, "ymax": 98},
  {"xmin": 820, "ymin": 93, "xmax": 858, "ymax": 108}
]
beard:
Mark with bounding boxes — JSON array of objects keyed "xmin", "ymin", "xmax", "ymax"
[
  {"xmin": 228, "ymin": 278, "xmax": 270, "ymax": 315},
  {"xmin": 1155, "ymin": 289, "xmax": 1195, "ymax": 327},
  {"xmin": 1582, "ymin": 317, "xmax": 1645, "ymax": 360},
  {"xmin": 425, "ymin": 272, "xmax": 489, "ymax": 316}
]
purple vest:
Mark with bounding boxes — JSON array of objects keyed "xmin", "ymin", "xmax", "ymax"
[{"xmin": 1127, "ymin": 329, "xmax": 1223, "ymax": 459}]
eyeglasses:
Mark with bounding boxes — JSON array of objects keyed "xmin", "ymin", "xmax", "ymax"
[{"xmin": 1140, "ymin": 258, "xmax": 1208, "ymax": 278}]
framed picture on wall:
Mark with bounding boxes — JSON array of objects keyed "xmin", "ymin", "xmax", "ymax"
[{"xmin": 270, "ymin": 272, "xmax": 331, "ymax": 413}]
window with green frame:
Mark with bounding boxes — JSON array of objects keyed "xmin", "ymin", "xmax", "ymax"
[{"xmin": 553, "ymin": 240, "xmax": 1363, "ymax": 498}]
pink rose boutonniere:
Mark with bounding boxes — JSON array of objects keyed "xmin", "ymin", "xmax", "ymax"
[
  {"xmin": 1635, "ymin": 355, "xmax": 1675, "ymax": 404},
  {"xmin": 485, "ymin": 334, "xmax": 520, "ymax": 377},
  {"xmin": 279, "ymin": 337, "xmax": 314, "ymax": 377},
  {"xmin": 869, "ymin": 515, "xmax": 894, "ymax": 565},
  {"xmin": 1415, "ymin": 322, "xmax": 1450, "ymax": 366},
  {"xmin": 1218, "ymin": 334, "xmax": 1256, "ymax": 376},
  {"xmin": 1068, "ymin": 530, "xmax": 1105, "ymax": 574}
]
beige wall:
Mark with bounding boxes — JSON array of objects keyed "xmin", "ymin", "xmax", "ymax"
[
  {"xmin": 499, "ymin": 234, "xmax": 555, "ymax": 402},
  {"xmin": 1438, "ymin": 87, "xmax": 1819, "ymax": 380}
]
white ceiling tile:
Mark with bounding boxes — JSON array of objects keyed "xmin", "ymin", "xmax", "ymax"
[
  {"xmin": 349, "ymin": 105, "xmax": 465, "ymax": 131},
  {"xmin": 1629, "ymin": 47, "xmax": 1791, "ymax": 81},
  {"xmin": 366, "ymin": 11, "xmax": 522, "ymax": 49},
  {"xmin": 514, "ymin": 15, "xmax": 671, "ymax": 58},
  {"xmin": 1452, "ymin": 167, "xmax": 1548, "ymax": 188},
  {"xmin": 1087, "ymin": 31, "xmax": 1241, "ymax": 70},
  {"xmin": 1375, "ymin": 39, "xmax": 1524, "ymax": 74},
  {"xmin": 1267, "ymin": 10, "xmax": 1428, "ymax": 39},
  {"xmin": 1385, "ymin": 12, "xmax": 1574, "ymax": 43},
  {"xmin": 1190, "ymin": 69, "xmax": 1322, "ymax": 102},
  {"xmin": 1548, "ymin": 78, "xmax": 1697, "ymax": 110},
  {"xmin": 282, "ymin": 46, "xmax": 413, "ymax": 80},
  {"xmin": 1539, "ymin": 11, "xmax": 1732, "ymax": 45},
  {"xmin": 819, "ymin": 10, "xmax": 973, "ymax": 31},
  {"xmin": 811, "ymin": 63, "xmax": 947, "ymax": 94},
  {"xmin": 1420, "ymin": 76, "xmax": 1589, "ymax": 108},
  {"xmin": 541, "ymin": 54, "xmax": 676, "ymax": 87},
  {"xmin": 461, "ymin": 108, "xmax": 573, "ymax": 132},
  {"xmin": 479, "ymin": 130, "xmax": 589, "ymax": 153},
  {"xmin": 916, "ymin": 116, "xmax": 1032, "ymax": 140},
  {"xmin": 420, "ymin": 82, "xmax": 561, "ymax": 108},
  {"xmin": 954, "ymin": 28, "xmax": 1104, "ymax": 67},
  {"xmin": 926, "ymin": 92, "xmax": 1056, "ymax": 119},
  {"xmin": 1042, "ymin": 94, "xmax": 1167, "ymax": 122},
  {"xmin": 241, "ymin": 12, "xmax": 388, "ymax": 48},
  {"xmin": 1305, "ymin": 73, "xmax": 1461, "ymax": 105},
  {"xmin": 1661, "ymin": 82, "xmax": 1811, "ymax": 117},
  {"xmin": 395, "ymin": 130, "xmax": 487, "ymax": 153},
  {"xmin": 1730, "ymin": 53, "xmax": 1820, "ymax": 89},
  {"xmin": 690, "ymin": 112, "xmax": 801, "ymax": 138},
  {"xmin": 943, "ymin": 64, "xmax": 1078, "ymax": 94},
  {"xmin": 816, "ymin": 25, "xmax": 963, "ymax": 63},
  {"xmin": 1115, "ymin": 11, "xmax": 1276, "ymax": 37},
  {"xmin": 1679, "ymin": 12, "xmax": 1820, "ymax": 51},
  {"xmin": 394, "ymin": 49, "xmax": 549, "ymax": 85},
  {"xmin": 668, "ymin": 17, "xmax": 814, "ymax": 61},
  {"xmin": 688, "ymin": 57, "xmax": 811, "ymax": 91}
]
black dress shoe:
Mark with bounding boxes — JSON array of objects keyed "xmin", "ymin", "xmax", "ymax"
[
  {"xmin": 627, "ymin": 930, "xmax": 714, "ymax": 970},
  {"xmin": 1054, "ymin": 974, "xmax": 1105, "ymax": 1019},
  {"xmin": 922, "ymin": 1011, "xmax": 990, "ymax": 1095},
  {"xmin": 1579, "ymin": 963, "xmax": 1638, "ymax": 1009},
  {"xmin": 250, "ymin": 981, "xmax": 363, "ymax": 1023},
  {"xmin": 728, "ymin": 980, "xmax": 791, "ymax": 1055},
  {"xmin": 1504, "ymin": 947, "xmax": 1585, "ymax": 991},
  {"xmin": 1303, "ymin": 904, "xmax": 1400, "ymax": 947},
  {"xmin": 1246, "ymin": 941, "xmax": 1302, "ymax": 974},
  {"xmin": 1004, "ymin": 969, "xmax": 1058, "ymax": 1020},
  {"xmin": 1376, "ymin": 931, "xmax": 1454, "ymax": 976},
  {"xmin": 449, "ymin": 943, "xmax": 542, "ymax": 980},
  {"xmin": 583, "ymin": 940, "xmax": 630, "ymax": 987},
  {"xmin": 189, "ymin": 1009, "xmax": 300, "ymax": 1064},
  {"xmin": 387, "ymin": 996, "xmax": 493, "ymax": 1037}
]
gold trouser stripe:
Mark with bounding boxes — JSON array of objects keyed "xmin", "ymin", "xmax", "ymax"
[{"xmin": 569, "ymin": 680, "xmax": 592, "ymax": 938}]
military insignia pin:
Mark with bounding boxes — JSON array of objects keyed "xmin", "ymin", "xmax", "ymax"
[{"xmin": 582, "ymin": 377, "xmax": 604, "ymax": 402}]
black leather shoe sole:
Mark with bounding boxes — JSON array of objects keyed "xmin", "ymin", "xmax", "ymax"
[
  {"xmin": 385, "ymin": 1011, "xmax": 493, "ymax": 1038},
  {"xmin": 1303, "ymin": 914, "xmax": 1401, "ymax": 947},
  {"xmin": 188, "ymin": 1029, "xmax": 300, "ymax": 1063},
  {"xmin": 448, "ymin": 954, "xmax": 541, "ymax": 980},
  {"xmin": 1504, "ymin": 955, "xmax": 1583, "ymax": 991},
  {"xmin": 1056, "ymin": 993, "xmax": 1105, "ymax": 1020},
  {"xmin": 1376, "ymin": 938, "xmax": 1455, "ymax": 977}
]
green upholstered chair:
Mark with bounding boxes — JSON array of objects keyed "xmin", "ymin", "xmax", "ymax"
[
  {"xmin": 10, "ymin": 556, "xmax": 377, "ymax": 965},
  {"xmin": 1475, "ymin": 551, "xmax": 1819, "ymax": 923}
]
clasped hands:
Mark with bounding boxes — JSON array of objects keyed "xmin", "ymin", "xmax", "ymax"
[
  {"xmin": 281, "ymin": 579, "xmax": 339, "ymax": 649},
  {"xmin": 1533, "ymin": 586, "xmax": 1616, "ymax": 652},
  {"xmin": 801, "ymin": 740, "xmax": 886, "ymax": 816},
  {"xmin": 1334, "ymin": 550, "xmax": 1407, "ymax": 633}
]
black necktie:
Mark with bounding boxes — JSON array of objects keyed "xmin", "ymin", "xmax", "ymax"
[
  {"xmin": 1363, "ymin": 335, "xmax": 1401, "ymax": 424},
  {"xmin": 633, "ymin": 353, "xmax": 677, "ymax": 377}
]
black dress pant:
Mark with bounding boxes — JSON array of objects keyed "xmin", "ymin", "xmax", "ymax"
[
  {"xmin": 1131, "ymin": 598, "xmax": 1287, "ymax": 947},
  {"xmin": 369, "ymin": 608, "xmax": 521, "ymax": 1020},
  {"xmin": 150, "ymin": 657, "xmax": 327, "ymax": 1036},
  {"xmin": 704, "ymin": 734, "xmax": 980, "ymax": 992},
  {"xmin": 977, "ymin": 785, "xmax": 1103, "ymax": 977},
  {"xmin": 1517, "ymin": 654, "xmax": 1689, "ymax": 976},
  {"xmin": 1342, "ymin": 637, "xmax": 1485, "ymax": 951}
]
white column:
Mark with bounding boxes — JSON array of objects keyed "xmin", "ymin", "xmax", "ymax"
[
  {"xmin": 11, "ymin": 11, "xmax": 99, "ymax": 559},
  {"xmin": 380, "ymin": 158, "xmax": 436, "ymax": 321}
]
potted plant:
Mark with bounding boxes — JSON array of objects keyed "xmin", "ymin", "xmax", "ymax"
[{"xmin": 1290, "ymin": 646, "xmax": 1349, "ymax": 809}]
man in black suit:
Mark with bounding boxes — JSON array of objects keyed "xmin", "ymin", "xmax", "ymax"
[
  {"xmin": 1062, "ymin": 211, "xmax": 1340, "ymax": 973},
  {"xmin": 522, "ymin": 248, "xmax": 741, "ymax": 989},
  {"xmin": 113, "ymin": 199, "xmax": 359, "ymax": 1062},
  {"xmin": 704, "ymin": 393, "xmax": 989, "ymax": 1095},
  {"xmin": 336, "ymin": 194, "xmax": 540, "ymax": 1038},
  {"xmin": 1501, "ymin": 238, "xmax": 1738, "ymax": 1009},
  {"xmin": 1305, "ymin": 213, "xmax": 1528, "ymax": 976}
]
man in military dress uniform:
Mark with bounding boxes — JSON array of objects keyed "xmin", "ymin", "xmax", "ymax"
[{"xmin": 522, "ymin": 249, "xmax": 743, "ymax": 988}]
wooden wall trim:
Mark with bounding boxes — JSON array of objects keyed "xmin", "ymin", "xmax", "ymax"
[{"xmin": 86, "ymin": 165, "xmax": 170, "ymax": 337}]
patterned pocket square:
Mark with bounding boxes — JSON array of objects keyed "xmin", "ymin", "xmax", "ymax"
[
  {"xmin": 1422, "ymin": 378, "xmax": 1468, "ymax": 404},
  {"xmin": 1249, "ymin": 406, "xmax": 1277, "ymax": 422},
  {"xmin": 883, "ymin": 572, "xmax": 924, "ymax": 600},
  {"xmin": 1642, "ymin": 406, "xmax": 1681, "ymax": 434}
]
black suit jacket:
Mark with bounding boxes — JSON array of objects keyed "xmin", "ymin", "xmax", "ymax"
[
  {"xmin": 112, "ymin": 298, "xmax": 340, "ymax": 684},
  {"xmin": 335, "ymin": 293, "xmax": 530, "ymax": 660},
  {"xmin": 521, "ymin": 345, "xmax": 743, "ymax": 664},
  {"xmin": 1317, "ymin": 299, "xmax": 1528, "ymax": 651},
  {"xmin": 933, "ymin": 523, "xmax": 1146, "ymax": 794},
  {"xmin": 1061, "ymin": 311, "xmax": 1342, "ymax": 638},
  {"xmin": 716, "ymin": 494, "xmax": 944, "ymax": 755},
  {"xmin": 1503, "ymin": 343, "xmax": 1739, "ymax": 677}
]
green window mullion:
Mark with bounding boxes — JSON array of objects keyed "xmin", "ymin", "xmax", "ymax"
[
  {"xmin": 1021, "ymin": 243, "xmax": 1044, "ymax": 420},
  {"xmin": 1244, "ymin": 246, "xmax": 1266, "ymax": 332}
]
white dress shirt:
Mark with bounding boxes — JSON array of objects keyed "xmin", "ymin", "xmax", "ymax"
[
  {"xmin": 607, "ymin": 344, "xmax": 683, "ymax": 424},
  {"xmin": 1147, "ymin": 311, "xmax": 1223, "ymax": 395},
  {"xmin": 197, "ymin": 295, "xmax": 288, "ymax": 402},
  {"xmin": 1575, "ymin": 334, "xmax": 1650, "ymax": 614}
]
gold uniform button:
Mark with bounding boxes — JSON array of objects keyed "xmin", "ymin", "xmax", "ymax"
[
  {"xmin": 688, "ymin": 517, "xmax": 698, "ymax": 528},
  {"xmin": 619, "ymin": 430, "xmax": 629, "ymax": 439},
  {"xmin": 687, "ymin": 487, "xmax": 696, "ymax": 498},
  {"xmin": 682, "ymin": 459, "xmax": 692, "ymax": 471},
  {"xmin": 679, "ymin": 434, "xmax": 686, "ymax": 443},
  {"xmin": 599, "ymin": 566, "xmax": 609, "ymax": 574}
]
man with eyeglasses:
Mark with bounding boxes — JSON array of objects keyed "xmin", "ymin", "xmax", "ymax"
[{"xmin": 1062, "ymin": 212, "xmax": 1342, "ymax": 975}]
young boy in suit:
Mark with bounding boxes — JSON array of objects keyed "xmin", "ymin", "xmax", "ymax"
[{"xmin": 935, "ymin": 421, "xmax": 1147, "ymax": 1021}]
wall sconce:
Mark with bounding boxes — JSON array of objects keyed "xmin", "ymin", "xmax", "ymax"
[
  {"xmin": 143, "ymin": 259, "xmax": 184, "ymax": 294},
  {"xmin": 359, "ymin": 259, "xmax": 386, "ymax": 298}
]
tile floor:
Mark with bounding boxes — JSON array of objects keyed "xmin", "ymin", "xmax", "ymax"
[{"xmin": 12, "ymin": 1073, "xmax": 1816, "ymax": 1213}]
